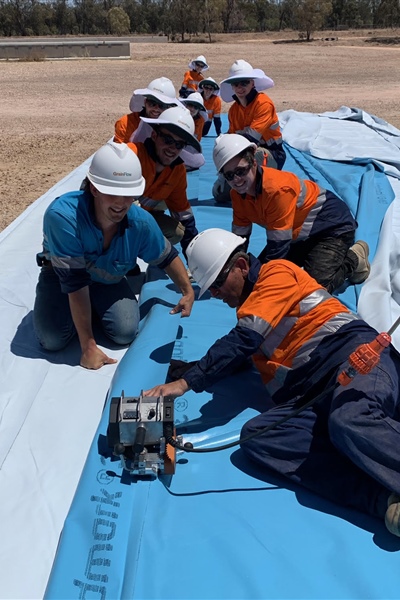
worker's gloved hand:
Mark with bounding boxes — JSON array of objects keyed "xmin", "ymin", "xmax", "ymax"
[
  {"xmin": 212, "ymin": 173, "xmax": 226, "ymax": 200},
  {"xmin": 167, "ymin": 359, "xmax": 197, "ymax": 382}
]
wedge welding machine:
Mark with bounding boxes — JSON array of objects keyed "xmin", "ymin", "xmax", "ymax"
[{"xmin": 107, "ymin": 391, "xmax": 182, "ymax": 477}]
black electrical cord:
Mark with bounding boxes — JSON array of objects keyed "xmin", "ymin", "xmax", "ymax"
[{"xmin": 168, "ymin": 381, "xmax": 340, "ymax": 454}]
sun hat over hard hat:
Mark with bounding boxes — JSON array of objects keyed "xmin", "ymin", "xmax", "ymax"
[
  {"xmin": 219, "ymin": 60, "xmax": 274, "ymax": 102},
  {"xmin": 87, "ymin": 142, "xmax": 145, "ymax": 196},
  {"xmin": 179, "ymin": 92, "xmax": 208, "ymax": 120},
  {"xmin": 198, "ymin": 77, "xmax": 220, "ymax": 94},
  {"xmin": 140, "ymin": 106, "xmax": 202, "ymax": 153},
  {"xmin": 188, "ymin": 55, "xmax": 209, "ymax": 71},
  {"xmin": 129, "ymin": 77, "xmax": 181, "ymax": 113},
  {"xmin": 213, "ymin": 133, "xmax": 257, "ymax": 173},
  {"xmin": 187, "ymin": 228, "xmax": 246, "ymax": 298}
]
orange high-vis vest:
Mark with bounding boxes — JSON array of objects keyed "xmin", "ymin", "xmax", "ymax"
[
  {"xmin": 128, "ymin": 142, "xmax": 193, "ymax": 220},
  {"xmin": 236, "ymin": 260, "xmax": 357, "ymax": 395},
  {"xmin": 228, "ymin": 93, "xmax": 282, "ymax": 146},
  {"xmin": 114, "ymin": 112, "xmax": 141, "ymax": 144},
  {"xmin": 182, "ymin": 70, "xmax": 204, "ymax": 92},
  {"xmin": 203, "ymin": 94, "xmax": 222, "ymax": 120}
]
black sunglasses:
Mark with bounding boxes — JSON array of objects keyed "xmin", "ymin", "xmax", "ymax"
[
  {"xmin": 185, "ymin": 102, "xmax": 201, "ymax": 110},
  {"xmin": 145, "ymin": 97, "xmax": 172, "ymax": 110},
  {"xmin": 157, "ymin": 131, "xmax": 187, "ymax": 150},
  {"xmin": 209, "ymin": 264, "xmax": 232, "ymax": 290},
  {"xmin": 223, "ymin": 163, "xmax": 252, "ymax": 182},
  {"xmin": 231, "ymin": 79, "xmax": 252, "ymax": 87},
  {"xmin": 194, "ymin": 61, "xmax": 206, "ymax": 68},
  {"xmin": 202, "ymin": 85, "xmax": 215, "ymax": 91}
]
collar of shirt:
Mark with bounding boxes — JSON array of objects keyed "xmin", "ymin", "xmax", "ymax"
[{"xmin": 241, "ymin": 253, "xmax": 261, "ymax": 303}]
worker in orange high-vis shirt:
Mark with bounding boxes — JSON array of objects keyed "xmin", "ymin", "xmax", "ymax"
[
  {"xmin": 179, "ymin": 55, "xmax": 209, "ymax": 98},
  {"xmin": 179, "ymin": 92, "xmax": 208, "ymax": 142},
  {"xmin": 144, "ymin": 228, "xmax": 400, "ymax": 539},
  {"xmin": 213, "ymin": 59, "xmax": 285, "ymax": 203},
  {"xmin": 128, "ymin": 106, "xmax": 201, "ymax": 259},
  {"xmin": 212, "ymin": 133, "xmax": 370, "ymax": 293},
  {"xmin": 114, "ymin": 77, "xmax": 181, "ymax": 144},
  {"xmin": 198, "ymin": 77, "xmax": 222, "ymax": 137}
]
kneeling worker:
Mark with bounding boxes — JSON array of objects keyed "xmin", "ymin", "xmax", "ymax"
[
  {"xmin": 128, "ymin": 106, "xmax": 201, "ymax": 259},
  {"xmin": 145, "ymin": 228, "xmax": 400, "ymax": 537},
  {"xmin": 33, "ymin": 142, "xmax": 194, "ymax": 370},
  {"xmin": 213, "ymin": 133, "xmax": 370, "ymax": 293}
]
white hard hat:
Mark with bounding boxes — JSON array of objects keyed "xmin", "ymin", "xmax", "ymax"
[
  {"xmin": 129, "ymin": 77, "xmax": 180, "ymax": 113},
  {"xmin": 179, "ymin": 92, "xmax": 208, "ymax": 121},
  {"xmin": 187, "ymin": 228, "xmax": 246, "ymax": 297},
  {"xmin": 189, "ymin": 55, "xmax": 209, "ymax": 71},
  {"xmin": 219, "ymin": 59, "xmax": 274, "ymax": 102},
  {"xmin": 87, "ymin": 142, "xmax": 145, "ymax": 196},
  {"xmin": 213, "ymin": 134, "xmax": 257, "ymax": 173},
  {"xmin": 199, "ymin": 77, "xmax": 220, "ymax": 94},
  {"xmin": 141, "ymin": 106, "xmax": 202, "ymax": 153}
]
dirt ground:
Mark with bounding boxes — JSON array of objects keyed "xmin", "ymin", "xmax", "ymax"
[{"xmin": 1, "ymin": 28, "xmax": 400, "ymax": 232}]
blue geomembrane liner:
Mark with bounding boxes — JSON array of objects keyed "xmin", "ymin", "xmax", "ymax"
[{"xmin": 45, "ymin": 115, "xmax": 400, "ymax": 599}]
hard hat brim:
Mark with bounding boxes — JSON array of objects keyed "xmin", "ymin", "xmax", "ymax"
[
  {"xmin": 219, "ymin": 69, "xmax": 274, "ymax": 102},
  {"xmin": 129, "ymin": 89, "xmax": 182, "ymax": 113},
  {"xmin": 87, "ymin": 174, "xmax": 146, "ymax": 197},
  {"xmin": 140, "ymin": 116, "xmax": 202, "ymax": 153}
]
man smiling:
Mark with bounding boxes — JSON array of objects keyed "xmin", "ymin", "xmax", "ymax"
[
  {"xmin": 128, "ymin": 106, "xmax": 201, "ymax": 258},
  {"xmin": 33, "ymin": 142, "xmax": 194, "ymax": 370},
  {"xmin": 212, "ymin": 133, "xmax": 370, "ymax": 293}
]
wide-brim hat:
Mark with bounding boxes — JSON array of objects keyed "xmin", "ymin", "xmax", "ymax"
[
  {"xmin": 129, "ymin": 77, "xmax": 181, "ymax": 113},
  {"xmin": 188, "ymin": 55, "xmax": 209, "ymax": 71},
  {"xmin": 199, "ymin": 77, "xmax": 220, "ymax": 95},
  {"xmin": 219, "ymin": 60, "xmax": 274, "ymax": 102},
  {"xmin": 179, "ymin": 92, "xmax": 208, "ymax": 121},
  {"xmin": 140, "ymin": 107, "xmax": 202, "ymax": 153}
]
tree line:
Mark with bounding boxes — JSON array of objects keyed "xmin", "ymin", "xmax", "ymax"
[{"xmin": 0, "ymin": 0, "xmax": 399, "ymax": 39}]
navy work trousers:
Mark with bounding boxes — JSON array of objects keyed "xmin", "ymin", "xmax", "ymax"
[{"xmin": 240, "ymin": 349, "xmax": 400, "ymax": 518}]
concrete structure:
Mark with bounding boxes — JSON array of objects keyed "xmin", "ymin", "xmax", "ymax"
[{"xmin": 0, "ymin": 39, "xmax": 131, "ymax": 60}]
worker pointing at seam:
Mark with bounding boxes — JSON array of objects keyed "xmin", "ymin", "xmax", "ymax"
[
  {"xmin": 213, "ymin": 133, "xmax": 370, "ymax": 293},
  {"xmin": 33, "ymin": 142, "xmax": 194, "ymax": 370},
  {"xmin": 144, "ymin": 228, "xmax": 400, "ymax": 537}
]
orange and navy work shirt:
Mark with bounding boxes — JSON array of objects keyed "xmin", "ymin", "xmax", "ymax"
[
  {"xmin": 228, "ymin": 90, "xmax": 282, "ymax": 148},
  {"xmin": 182, "ymin": 257, "xmax": 361, "ymax": 399},
  {"xmin": 128, "ymin": 140, "xmax": 193, "ymax": 223},
  {"xmin": 203, "ymin": 94, "xmax": 222, "ymax": 121},
  {"xmin": 114, "ymin": 112, "xmax": 141, "ymax": 144},
  {"xmin": 231, "ymin": 167, "xmax": 356, "ymax": 260},
  {"xmin": 181, "ymin": 70, "xmax": 204, "ymax": 92},
  {"xmin": 236, "ymin": 260, "xmax": 357, "ymax": 394}
]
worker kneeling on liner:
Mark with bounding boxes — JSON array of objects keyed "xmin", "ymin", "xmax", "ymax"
[
  {"xmin": 33, "ymin": 142, "xmax": 194, "ymax": 371},
  {"xmin": 145, "ymin": 228, "xmax": 400, "ymax": 537},
  {"xmin": 213, "ymin": 133, "xmax": 370, "ymax": 293}
]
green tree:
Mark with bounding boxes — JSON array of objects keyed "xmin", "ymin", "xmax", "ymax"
[
  {"xmin": 294, "ymin": 0, "xmax": 332, "ymax": 40},
  {"xmin": 108, "ymin": 5, "xmax": 130, "ymax": 32}
]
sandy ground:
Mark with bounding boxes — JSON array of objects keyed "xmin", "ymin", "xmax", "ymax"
[{"xmin": 1, "ymin": 29, "xmax": 400, "ymax": 232}]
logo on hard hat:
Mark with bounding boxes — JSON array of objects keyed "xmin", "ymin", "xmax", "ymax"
[
  {"xmin": 177, "ymin": 118, "xmax": 190, "ymax": 131},
  {"xmin": 113, "ymin": 171, "xmax": 132, "ymax": 177}
]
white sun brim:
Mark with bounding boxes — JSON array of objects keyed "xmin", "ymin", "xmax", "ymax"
[
  {"xmin": 140, "ymin": 115, "xmax": 202, "ymax": 153},
  {"xmin": 219, "ymin": 70, "xmax": 274, "ymax": 102},
  {"xmin": 129, "ymin": 88, "xmax": 182, "ymax": 113}
]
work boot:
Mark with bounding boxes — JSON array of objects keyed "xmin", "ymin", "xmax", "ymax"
[
  {"xmin": 348, "ymin": 240, "xmax": 370, "ymax": 284},
  {"xmin": 385, "ymin": 493, "xmax": 400, "ymax": 536}
]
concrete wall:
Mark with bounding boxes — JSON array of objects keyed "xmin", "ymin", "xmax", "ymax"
[{"xmin": 0, "ymin": 40, "xmax": 131, "ymax": 60}]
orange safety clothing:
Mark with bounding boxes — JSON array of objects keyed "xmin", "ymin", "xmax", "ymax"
[
  {"xmin": 193, "ymin": 114, "xmax": 205, "ymax": 141},
  {"xmin": 181, "ymin": 70, "xmax": 204, "ymax": 92},
  {"xmin": 231, "ymin": 167, "xmax": 356, "ymax": 259},
  {"xmin": 203, "ymin": 94, "xmax": 222, "ymax": 121},
  {"xmin": 236, "ymin": 260, "xmax": 356, "ymax": 393},
  {"xmin": 228, "ymin": 91, "xmax": 282, "ymax": 147},
  {"xmin": 114, "ymin": 112, "xmax": 141, "ymax": 144},
  {"xmin": 128, "ymin": 141, "xmax": 193, "ymax": 220}
]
